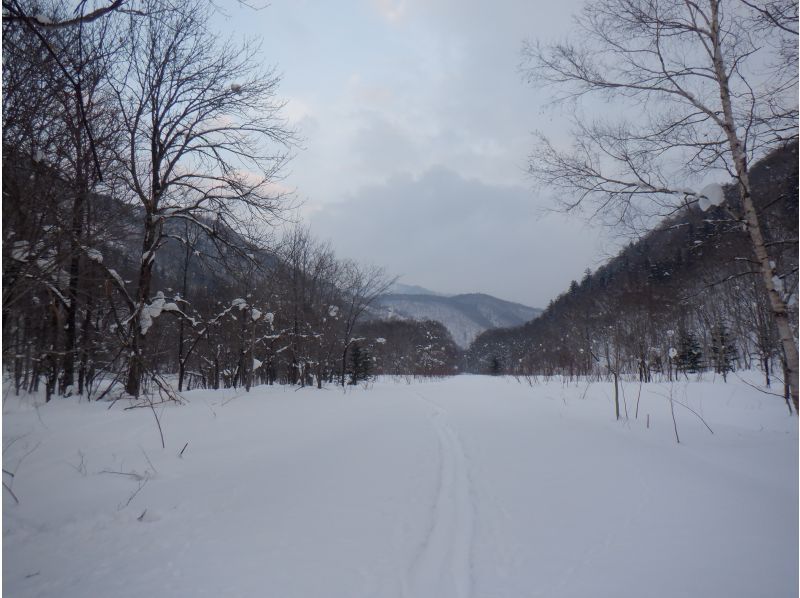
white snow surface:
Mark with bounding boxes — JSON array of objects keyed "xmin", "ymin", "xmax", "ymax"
[{"xmin": 3, "ymin": 375, "xmax": 797, "ymax": 597}]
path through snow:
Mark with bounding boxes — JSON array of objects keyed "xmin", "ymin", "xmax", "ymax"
[
  {"xmin": 403, "ymin": 391, "xmax": 474, "ymax": 598},
  {"xmin": 3, "ymin": 375, "xmax": 797, "ymax": 597}
]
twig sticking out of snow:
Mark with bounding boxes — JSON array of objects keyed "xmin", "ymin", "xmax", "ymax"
[
  {"xmin": 118, "ymin": 477, "xmax": 149, "ymax": 510},
  {"xmin": 100, "ymin": 469, "xmax": 147, "ymax": 481},
  {"xmin": 3, "ymin": 481, "xmax": 19, "ymax": 504}
]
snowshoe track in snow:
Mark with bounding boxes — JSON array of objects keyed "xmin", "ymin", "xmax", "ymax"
[{"xmin": 403, "ymin": 393, "xmax": 475, "ymax": 598}]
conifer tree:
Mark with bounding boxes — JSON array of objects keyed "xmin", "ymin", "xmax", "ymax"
[
  {"xmin": 488, "ymin": 356, "xmax": 503, "ymax": 376},
  {"xmin": 348, "ymin": 344, "xmax": 371, "ymax": 385},
  {"xmin": 676, "ymin": 332, "xmax": 703, "ymax": 374}
]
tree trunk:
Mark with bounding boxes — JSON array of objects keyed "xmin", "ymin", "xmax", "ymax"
[
  {"xmin": 710, "ymin": 0, "xmax": 798, "ymax": 410},
  {"xmin": 125, "ymin": 210, "xmax": 160, "ymax": 397},
  {"xmin": 340, "ymin": 345, "xmax": 349, "ymax": 387},
  {"xmin": 245, "ymin": 320, "xmax": 256, "ymax": 392},
  {"xmin": 177, "ymin": 229, "xmax": 191, "ymax": 392},
  {"xmin": 77, "ymin": 293, "xmax": 94, "ymax": 396},
  {"xmin": 60, "ymin": 189, "xmax": 86, "ymax": 396}
]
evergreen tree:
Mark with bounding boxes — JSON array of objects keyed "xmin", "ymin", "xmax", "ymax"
[
  {"xmin": 488, "ymin": 356, "xmax": 503, "ymax": 376},
  {"xmin": 348, "ymin": 344, "xmax": 371, "ymax": 385},
  {"xmin": 676, "ymin": 332, "xmax": 703, "ymax": 374}
]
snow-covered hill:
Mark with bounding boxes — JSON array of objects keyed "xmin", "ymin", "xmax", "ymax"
[
  {"xmin": 373, "ymin": 292, "xmax": 542, "ymax": 347},
  {"xmin": 3, "ymin": 375, "xmax": 797, "ymax": 597}
]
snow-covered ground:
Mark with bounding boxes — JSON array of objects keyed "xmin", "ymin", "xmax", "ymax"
[{"xmin": 3, "ymin": 374, "xmax": 797, "ymax": 597}]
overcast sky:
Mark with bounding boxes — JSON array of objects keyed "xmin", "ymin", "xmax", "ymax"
[{"xmin": 224, "ymin": 0, "xmax": 618, "ymax": 307}]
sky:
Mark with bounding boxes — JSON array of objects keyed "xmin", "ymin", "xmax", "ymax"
[{"xmin": 222, "ymin": 0, "xmax": 617, "ymax": 308}]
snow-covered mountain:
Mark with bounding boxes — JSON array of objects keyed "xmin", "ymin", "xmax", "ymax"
[{"xmin": 372, "ymin": 292, "xmax": 542, "ymax": 348}]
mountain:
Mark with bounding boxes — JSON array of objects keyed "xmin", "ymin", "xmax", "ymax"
[
  {"xmin": 372, "ymin": 292, "xmax": 542, "ymax": 348},
  {"xmin": 388, "ymin": 282, "xmax": 443, "ymax": 296}
]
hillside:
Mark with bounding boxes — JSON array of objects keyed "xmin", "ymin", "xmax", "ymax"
[
  {"xmin": 467, "ymin": 142, "xmax": 798, "ymax": 379},
  {"xmin": 373, "ymin": 292, "xmax": 542, "ymax": 348}
]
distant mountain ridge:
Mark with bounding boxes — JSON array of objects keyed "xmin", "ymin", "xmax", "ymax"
[
  {"xmin": 373, "ymin": 291, "xmax": 542, "ymax": 348},
  {"xmin": 388, "ymin": 282, "xmax": 444, "ymax": 296}
]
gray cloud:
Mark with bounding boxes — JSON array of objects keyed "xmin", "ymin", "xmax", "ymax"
[
  {"xmin": 310, "ymin": 168, "xmax": 612, "ymax": 307},
  {"xmin": 226, "ymin": 0, "xmax": 612, "ymax": 306}
]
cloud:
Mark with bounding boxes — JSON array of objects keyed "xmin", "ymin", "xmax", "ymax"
[
  {"xmin": 226, "ymin": 0, "xmax": 616, "ymax": 306},
  {"xmin": 372, "ymin": 0, "xmax": 408, "ymax": 22},
  {"xmin": 309, "ymin": 167, "xmax": 612, "ymax": 307}
]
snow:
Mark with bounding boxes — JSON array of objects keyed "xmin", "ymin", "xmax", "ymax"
[
  {"xmin": 140, "ymin": 292, "xmax": 167, "ymax": 335},
  {"xmin": 10, "ymin": 240, "xmax": 30, "ymax": 261},
  {"xmin": 328, "ymin": 305, "xmax": 339, "ymax": 318},
  {"xmin": 3, "ymin": 375, "xmax": 796, "ymax": 597},
  {"xmin": 251, "ymin": 308, "xmax": 262, "ymax": 321},
  {"xmin": 107, "ymin": 269, "xmax": 125, "ymax": 291},
  {"xmin": 772, "ymin": 275, "xmax": 785, "ymax": 295},
  {"xmin": 85, "ymin": 248, "xmax": 103, "ymax": 263}
]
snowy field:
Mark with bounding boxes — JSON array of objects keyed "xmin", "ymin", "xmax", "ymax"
[{"xmin": 3, "ymin": 375, "xmax": 797, "ymax": 597}]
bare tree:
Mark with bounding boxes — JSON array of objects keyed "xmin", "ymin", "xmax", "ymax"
[
  {"xmin": 522, "ymin": 0, "xmax": 799, "ymax": 407},
  {"xmin": 110, "ymin": 0, "xmax": 294, "ymax": 396},
  {"xmin": 336, "ymin": 261, "xmax": 394, "ymax": 387}
]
